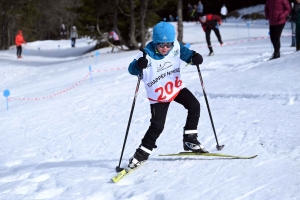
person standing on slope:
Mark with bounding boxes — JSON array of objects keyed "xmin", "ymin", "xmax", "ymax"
[
  {"xmin": 220, "ymin": 4, "xmax": 228, "ymax": 22},
  {"xmin": 265, "ymin": 0, "xmax": 291, "ymax": 60},
  {"xmin": 109, "ymin": 30, "xmax": 124, "ymax": 52},
  {"xmin": 60, "ymin": 24, "xmax": 67, "ymax": 39},
  {"xmin": 297, "ymin": 4, "xmax": 300, "ymax": 51},
  {"xmin": 15, "ymin": 30, "xmax": 26, "ymax": 58},
  {"xmin": 290, "ymin": 0, "xmax": 300, "ymax": 47},
  {"xmin": 187, "ymin": 3, "xmax": 193, "ymax": 22},
  {"xmin": 126, "ymin": 22, "xmax": 208, "ymax": 169},
  {"xmin": 70, "ymin": 26, "xmax": 78, "ymax": 47},
  {"xmin": 199, "ymin": 15, "xmax": 223, "ymax": 56},
  {"xmin": 196, "ymin": 1, "xmax": 204, "ymax": 22}
]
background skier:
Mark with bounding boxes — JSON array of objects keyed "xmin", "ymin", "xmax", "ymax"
[
  {"xmin": 199, "ymin": 15, "xmax": 223, "ymax": 56},
  {"xmin": 15, "ymin": 30, "xmax": 26, "ymax": 58},
  {"xmin": 127, "ymin": 22, "xmax": 207, "ymax": 169}
]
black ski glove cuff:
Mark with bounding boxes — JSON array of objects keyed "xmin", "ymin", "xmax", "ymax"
[
  {"xmin": 191, "ymin": 52, "xmax": 203, "ymax": 65},
  {"xmin": 137, "ymin": 57, "xmax": 148, "ymax": 70}
]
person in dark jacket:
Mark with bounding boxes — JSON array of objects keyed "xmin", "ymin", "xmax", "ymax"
[
  {"xmin": 126, "ymin": 22, "xmax": 207, "ymax": 169},
  {"xmin": 199, "ymin": 14, "xmax": 223, "ymax": 56},
  {"xmin": 265, "ymin": 0, "xmax": 291, "ymax": 60},
  {"xmin": 291, "ymin": 0, "xmax": 300, "ymax": 48},
  {"xmin": 297, "ymin": 6, "xmax": 300, "ymax": 50},
  {"xmin": 187, "ymin": 3, "xmax": 193, "ymax": 22}
]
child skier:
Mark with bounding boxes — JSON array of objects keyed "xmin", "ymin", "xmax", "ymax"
[{"xmin": 127, "ymin": 21, "xmax": 208, "ymax": 169}]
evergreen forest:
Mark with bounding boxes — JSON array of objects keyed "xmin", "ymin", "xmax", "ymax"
[{"xmin": 0, "ymin": 0, "xmax": 277, "ymax": 50}]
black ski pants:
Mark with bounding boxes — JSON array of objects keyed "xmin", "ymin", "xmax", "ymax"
[
  {"xmin": 141, "ymin": 88, "xmax": 200, "ymax": 150},
  {"xmin": 269, "ymin": 23, "xmax": 285, "ymax": 54},
  {"xmin": 16, "ymin": 46, "xmax": 22, "ymax": 57},
  {"xmin": 205, "ymin": 27, "xmax": 223, "ymax": 48}
]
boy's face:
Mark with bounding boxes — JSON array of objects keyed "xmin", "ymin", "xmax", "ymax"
[{"xmin": 156, "ymin": 42, "xmax": 173, "ymax": 55}]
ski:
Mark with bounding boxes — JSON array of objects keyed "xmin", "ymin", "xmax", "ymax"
[
  {"xmin": 111, "ymin": 168, "xmax": 130, "ymax": 183},
  {"xmin": 112, "ymin": 153, "xmax": 257, "ymax": 182},
  {"xmin": 111, "ymin": 165, "xmax": 143, "ymax": 183},
  {"xmin": 159, "ymin": 152, "xmax": 257, "ymax": 159}
]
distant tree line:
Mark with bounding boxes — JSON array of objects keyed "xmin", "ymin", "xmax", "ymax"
[{"xmin": 0, "ymin": 0, "xmax": 293, "ymax": 50}]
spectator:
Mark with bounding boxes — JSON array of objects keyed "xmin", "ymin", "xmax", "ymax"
[
  {"xmin": 109, "ymin": 30, "xmax": 124, "ymax": 52},
  {"xmin": 290, "ymin": 0, "xmax": 300, "ymax": 47},
  {"xmin": 297, "ymin": 5, "xmax": 300, "ymax": 50},
  {"xmin": 265, "ymin": 0, "xmax": 291, "ymax": 60},
  {"xmin": 199, "ymin": 15, "xmax": 223, "ymax": 56},
  {"xmin": 169, "ymin": 15, "xmax": 174, "ymax": 22},
  {"xmin": 70, "ymin": 26, "xmax": 78, "ymax": 47},
  {"xmin": 187, "ymin": 3, "xmax": 193, "ymax": 22},
  {"xmin": 60, "ymin": 24, "xmax": 67, "ymax": 39},
  {"xmin": 220, "ymin": 4, "xmax": 228, "ymax": 22},
  {"xmin": 196, "ymin": 1, "xmax": 204, "ymax": 20},
  {"xmin": 15, "ymin": 30, "xmax": 26, "ymax": 58},
  {"xmin": 190, "ymin": 5, "xmax": 197, "ymax": 21}
]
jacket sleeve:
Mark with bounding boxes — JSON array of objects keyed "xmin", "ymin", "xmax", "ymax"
[
  {"xmin": 21, "ymin": 36, "xmax": 26, "ymax": 44},
  {"xmin": 179, "ymin": 42, "xmax": 194, "ymax": 64},
  {"xmin": 281, "ymin": 0, "xmax": 291, "ymax": 19},
  {"xmin": 128, "ymin": 60, "xmax": 142, "ymax": 75},
  {"xmin": 265, "ymin": 2, "xmax": 269, "ymax": 20}
]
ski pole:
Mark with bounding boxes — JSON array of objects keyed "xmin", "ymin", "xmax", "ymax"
[
  {"xmin": 116, "ymin": 47, "xmax": 146, "ymax": 172},
  {"xmin": 196, "ymin": 64, "xmax": 225, "ymax": 151}
]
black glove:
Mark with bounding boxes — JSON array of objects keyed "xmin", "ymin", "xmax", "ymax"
[
  {"xmin": 136, "ymin": 57, "xmax": 148, "ymax": 70},
  {"xmin": 191, "ymin": 52, "xmax": 203, "ymax": 65}
]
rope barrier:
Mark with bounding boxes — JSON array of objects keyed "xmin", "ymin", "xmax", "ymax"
[
  {"xmin": 8, "ymin": 67, "xmax": 127, "ymax": 101},
  {"xmin": 7, "ymin": 34, "xmax": 292, "ymax": 101}
]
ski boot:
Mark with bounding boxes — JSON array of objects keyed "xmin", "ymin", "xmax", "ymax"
[
  {"xmin": 269, "ymin": 53, "xmax": 280, "ymax": 60},
  {"xmin": 208, "ymin": 52, "xmax": 214, "ymax": 56},
  {"xmin": 183, "ymin": 130, "xmax": 209, "ymax": 153},
  {"xmin": 128, "ymin": 146, "xmax": 152, "ymax": 169},
  {"xmin": 208, "ymin": 46, "xmax": 214, "ymax": 56}
]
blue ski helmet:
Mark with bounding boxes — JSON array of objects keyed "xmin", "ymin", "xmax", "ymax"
[{"xmin": 152, "ymin": 22, "xmax": 175, "ymax": 43}]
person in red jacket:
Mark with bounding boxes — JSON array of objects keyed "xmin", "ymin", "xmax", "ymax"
[
  {"xmin": 199, "ymin": 14, "xmax": 223, "ymax": 56},
  {"xmin": 15, "ymin": 30, "xmax": 26, "ymax": 58},
  {"xmin": 265, "ymin": 0, "xmax": 291, "ymax": 60}
]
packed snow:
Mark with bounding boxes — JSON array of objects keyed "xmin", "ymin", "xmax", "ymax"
[{"xmin": 1, "ymin": 11, "xmax": 300, "ymax": 200}]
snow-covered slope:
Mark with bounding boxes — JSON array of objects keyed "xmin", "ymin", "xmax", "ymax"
[{"xmin": 0, "ymin": 19, "xmax": 299, "ymax": 199}]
